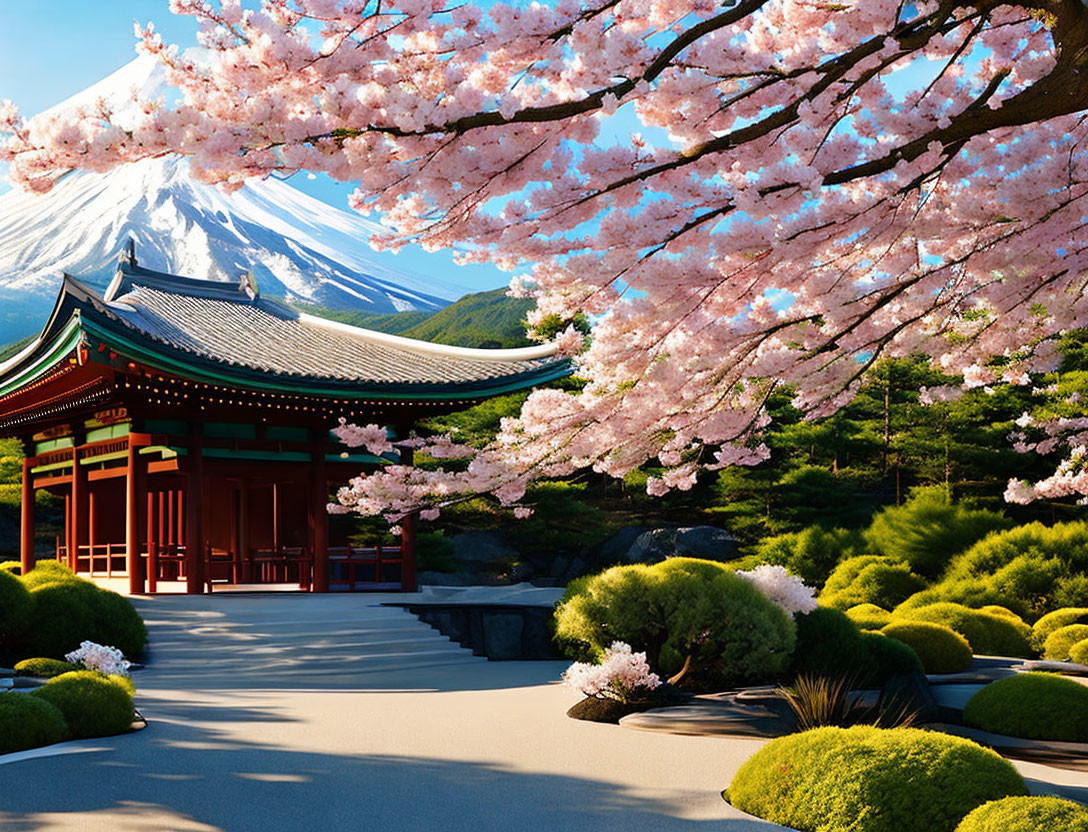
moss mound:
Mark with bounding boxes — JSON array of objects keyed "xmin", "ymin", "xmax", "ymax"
[
  {"xmin": 29, "ymin": 671, "xmax": 134, "ymax": 739},
  {"xmin": 27, "ymin": 581, "xmax": 146, "ymax": 659},
  {"xmin": 846, "ymin": 603, "xmax": 893, "ymax": 630},
  {"xmin": 1044, "ymin": 624, "xmax": 1088, "ymax": 661},
  {"xmin": 0, "ymin": 560, "xmax": 21, "ymax": 575},
  {"xmin": 0, "ymin": 567, "xmax": 33, "ymax": 642},
  {"xmin": 955, "ymin": 796, "xmax": 1088, "ymax": 832},
  {"xmin": 1032, "ymin": 608, "xmax": 1088, "ymax": 651},
  {"xmin": 14, "ymin": 658, "xmax": 80, "ymax": 677},
  {"xmin": 20, "ymin": 561, "xmax": 81, "ymax": 590},
  {"xmin": 554, "ymin": 559, "xmax": 795, "ymax": 689},
  {"xmin": 1070, "ymin": 639, "xmax": 1088, "ymax": 666},
  {"xmin": 820, "ymin": 556, "xmax": 927, "ymax": 611},
  {"xmin": 963, "ymin": 672, "xmax": 1088, "ymax": 742},
  {"xmin": 726, "ymin": 725, "xmax": 1028, "ymax": 832},
  {"xmin": 894, "ymin": 603, "xmax": 1032, "ymax": 657},
  {"xmin": 792, "ymin": 608, "xmax": 922, "ymax": 686},
  {"xmin": 880, "ymin": 621, "xmax": 973, "ymax": 674},
  {"xmin": 0, "ymin": 692, "xmax": 69, "ymax": 754}
]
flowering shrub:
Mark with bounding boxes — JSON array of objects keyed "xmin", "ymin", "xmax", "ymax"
[
  {"xmin": 735, "ymin": 564, "xmax": 818, "ymax": 616},
  {"xmin": 562, "ymin": 642, "xmax": 661, "ymax": 704},
  {"xmin": 65, "ymin": 641, "xmax": 131, "ymax": 677}
]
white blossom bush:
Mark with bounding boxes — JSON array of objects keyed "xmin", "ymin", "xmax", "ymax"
[
  {"xmin": 562, "ymin": 641, "xmax": 661, "ymax": 704},
  {"xmin": 736, "ymin": 564, "xmax": 819, "ymax": 617},
  {"xmin": 65, "ymin": 641, "xmax": 131, "ymax": 677}
]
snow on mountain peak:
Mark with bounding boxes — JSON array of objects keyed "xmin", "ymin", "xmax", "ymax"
[{"xmin": 0, "ymin": 56, "xmax": 468, "ymax": 341}]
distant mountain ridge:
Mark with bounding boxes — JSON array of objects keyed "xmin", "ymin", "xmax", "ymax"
[
  {"xmin": 295, "ymin": 288, "xmax": 535, "ymax": 348},
  {"xmin": 0, "ymin": 54, "xmax": 470, "ymax": 342}
]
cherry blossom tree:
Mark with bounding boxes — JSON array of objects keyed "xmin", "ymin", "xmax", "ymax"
[{"xmin": 4, "ymin": 0, "xmax": 1088, "ymax": 518}]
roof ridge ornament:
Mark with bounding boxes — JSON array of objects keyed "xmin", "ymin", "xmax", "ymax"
[
  {"xmin": 239, "ymin": 270, "xmax": 259, "ymax": 300},
  {"xmin": 120, "ymin": 238, "xmax": 137, "ymax": 266}
]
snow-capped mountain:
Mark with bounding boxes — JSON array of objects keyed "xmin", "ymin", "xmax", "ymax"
[{"xmin": 0, "ymin": 55, "xmax": 464, "ymax": 341}]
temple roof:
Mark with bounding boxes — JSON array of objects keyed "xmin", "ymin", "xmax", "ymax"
[{"xmin": 0, "ymin": 246, "xmax": 571, "ymax": 401}]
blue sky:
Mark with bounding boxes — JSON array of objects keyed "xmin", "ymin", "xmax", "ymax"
[{"xmin": 0, "ymin": 0, "xmax": 513, "ymax": 295}]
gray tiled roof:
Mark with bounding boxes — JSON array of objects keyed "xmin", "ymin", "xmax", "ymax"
[{"xmin": 103, "ymin": 283, "xmax": 560, "ymax": 385}]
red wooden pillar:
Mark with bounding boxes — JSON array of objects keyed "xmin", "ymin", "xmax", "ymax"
[
  {"xmin": 147, "ymin": 490, "xmax": 158, "ymax": 594},
  {"xmin": 310, "ymin": 442, "xmax": 329, "ymax": 593},
  {"xmin": 185, "ymin": 432, "xmax": 205, "ymax": 594},
  {"xmin": 20, "ymin": 457, "xmax": 34, "ymax": 575},
  {"xmin": 126, "ymin": 440, "xmax": 146, "ymax": 594},
  {"xmin": 69, "ymin": 445, "xmax": 85, "ymax": 572},
  {"xmin": 399, "ymin": 445, "xmax": 417, "ymax": 592}
]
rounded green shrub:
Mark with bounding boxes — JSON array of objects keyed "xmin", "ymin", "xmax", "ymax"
[
  {"xmin": 29, "ymin": 671, "xmax": 134, "ymax": 739},
  {"xmin": 1043, "ymin": 624, "xmax": 1088, "ymax": 661},
  {"xmin": 20, "ymin": 560, "xmax": 81, "ymax": 590},
  {"xmin": 820, "ymin": 557, "xmax": 927, "ymax": 611},
  {"xmin": 865, "ymin": 486, "xmax": 1010, "ymax": 578},
  {"xmin": 0, "ymin": 692, "xmax": 69, "ymax": 754},
  {"xmin": 880, "ymin": 621, "xmax": 973, "ymax": 674},
  {"xmin": 0, "ymin": 568, "xmax": 33, "ymax": 642},
  {"xmin": 820, "ymin": 555, "xmax": 887, "ymax": 598},
  {"xmin": 754, "ymin": 527, "xmax": 864, "ymax": 587},
  {"xmin": 955, "ymin": 796, "xmax": 1088, "ymax": 832},
  {"xmin": 28, "ymin": 581, "xmax": 146, "ymax": 659},
  {"xmin": 791, "ymin": 608, "xmax": 922, "ymax": 686},
  {"xmin": 894, "ymin": 603, "xmax": 1032, "ymax": 658},
  {"xmin": 726, "ymin": 725, "xmax": 1028, "ymax": 832},
  {"xmin": 860, "ymin": 631, "xmax": 924, "ymax": 681},
  {"xmin": 846, "ymin": 603, "xmax": 893, "ymax": 630},
  {"xmin": 554, "ymin": 559, "xmax": 796, "ymax": 690},
  {"xmin": 792, "ymin": 607, "xmax": 871, "ymax": 677},
  {"xmin": 963, "ymin": 672, "xmax": 1088, "ymax": 742},
  {"xmin": 14, "ymin": 658, "xmax": 80, "ymax": 677},
  {"xmin": 1032, "ymin": 608, "xmax": 1088, "ymax": 651},
  {"xmin": 978, "ymin": 605, "xmax": 1026, "ymax": 623},
  {"xmin": 1070, "ymin": 639, "xmax": 1088, "ymax": 666}
]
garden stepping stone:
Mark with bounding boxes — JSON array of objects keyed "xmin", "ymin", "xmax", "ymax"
[{"xmin": 619, "ymin": 697, "xmax": 794, "ymax": 738}]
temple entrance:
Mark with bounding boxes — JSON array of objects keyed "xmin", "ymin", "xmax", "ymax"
[{"xmin": 36, "ymin": 431, "xmax": 415, "ymax": 594}]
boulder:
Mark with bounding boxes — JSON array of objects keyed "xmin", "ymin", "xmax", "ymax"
[{"xmin": 625, "ymin": 526, "xmax": 739, "ymax": 565}]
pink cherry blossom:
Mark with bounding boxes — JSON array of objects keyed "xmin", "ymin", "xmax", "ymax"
[{"xmin": 2, "ymin": 3, "xmax": 1087, "ymax": 515}]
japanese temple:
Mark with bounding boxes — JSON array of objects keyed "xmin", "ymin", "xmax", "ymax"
[{"xmin": 0, "ymin": 244, "xmax": 569, "ymax": 594}]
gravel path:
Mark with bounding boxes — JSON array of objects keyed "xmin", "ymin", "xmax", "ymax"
[{"xmin": 0, "ymin": 594, "xmax": 786, "ymax": 831}]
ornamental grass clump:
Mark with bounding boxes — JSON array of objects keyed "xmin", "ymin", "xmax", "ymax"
[
  {"xmin": 1043, "ymin": 624, "xmax": 1088, "ymax": 661},
  {"xmin": 29, "ymin": 670, "xmax": 135, "ymax": 740},
  {"xmin": 778, "ymin": 672, "xmax": 919, "ymax": 731},
  {"xmin": 562, "ymin": 641, "xmax": 661, "ymax": 703},
  {"xmin": 554, "ymin": 558, "xmax": 795, "ymax": 690},
  {"xmin": 963, "ymin": 672, "xmax": 1088, "ymax": 742},
  {"xmin": 880, "ymin": 621, "xmax": 973, "ymax": 674},
  {"xmin": 0, "ymin": 692, "xmax": 69, "ymax": 754},
  {"xmin": 955, "ymin": 796, "xmax": 1088, "ymax": 832},
  {"xmin": 725, "ymin": 726, "xmax": 1028, "ymax": 832}
]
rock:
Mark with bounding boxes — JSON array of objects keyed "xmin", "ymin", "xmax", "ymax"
[
  {"xmin": 584, "ymin": 526, "xmax": 650, "ymax": 568},
  {"xmin": 482, "ymin": 613, "xmax": 525, "ymax": 660},
  {"xmin": 623, "ymin": 525, "xmax": 740, "ymax": 566},
  {"xmin": 449, "ymin": 531, "xmax": 518, "ymax": 564},
  {"xmin": 880, "ymin": 671, "xmax": 940, "ymax": 723},
  {"xmin": 625, "ymin": 529, "xmax": 678, "ymax": 564},
  {"xmin": 674, "ymin": 526, "xmax": 739, "ymax": 561}
]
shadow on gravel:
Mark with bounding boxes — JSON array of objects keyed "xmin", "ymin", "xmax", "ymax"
[{"xmin": 0, "ymin": 707, "xmax": 780, "ymax": 832}]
